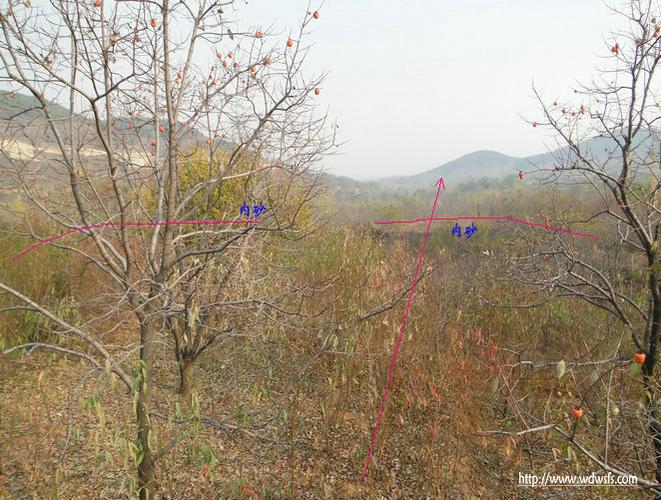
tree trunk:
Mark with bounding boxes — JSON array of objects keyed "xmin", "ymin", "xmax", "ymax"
[
  {"xmin": 643, "ymin": 360, "xmax": 661, "ymax": 484},
  {"xmin": 643, "ymin": 351, "xmax": 661, "ymax": 484},
  {"xmin": 644, "ymin": 270, "xmax": 661, "ymax": 483},
  {"xmin": 178, "ymin": 358, "xmax": 193, "ymax": 401},
  {"xmin": 646, "ymin": 401, "xmax": 661, "ymax": 484},
  {"xmin": 137, "ymin": 320, "xmax": 157, "ymax": 499}
]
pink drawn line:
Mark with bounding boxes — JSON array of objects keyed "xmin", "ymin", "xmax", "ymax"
[
  {"xmin": 361, "ymin": 178, "xmax": 445, "ymax": 481},
  {"xmin": 374, "ymin": 215, "xmax": 598, "ymax": 240},
  {"xmin": 13, "ymin": 219, "xmax": 259, "ymax": 260}
]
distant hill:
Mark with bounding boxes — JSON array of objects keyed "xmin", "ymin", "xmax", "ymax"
[
  {"xmin": 0, "ymin": 90, "xmax": 228, "ymax": 149},
  {"xmin": 3, "ymin": 91, "xmax": 659, "ymax": 198},
  {"xmin": 0, "ymin": 90, "xmax": 71, "ymax": 123},
  {"xmin": 376, "ymin": 150, "xmax": 523, "ymax": 189},
  {"xmin": 366, "ymin": 131, "xmax": 659, "ymax": 192}
]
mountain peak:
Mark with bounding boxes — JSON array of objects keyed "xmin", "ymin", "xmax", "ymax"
[
  {"xmin": 377, "ymin": 149, "xmax": 522, "ymax": 188},
  {"xmin": 460, "ymin": 149, "xmax": 517, "ymax": 158}
]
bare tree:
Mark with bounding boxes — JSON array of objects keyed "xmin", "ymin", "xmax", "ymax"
[
  {"xmin": 481, "ymin": 0, "xmax": 661, "ymax": 491},
  {"xmin": 0, "ymin": 0, "xmax": 334, "ymax": 496}
]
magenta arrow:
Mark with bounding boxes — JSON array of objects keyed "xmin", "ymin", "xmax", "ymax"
[{"xmin": 360, "ymin": 177, "xmax": 444, "ymax": 481}]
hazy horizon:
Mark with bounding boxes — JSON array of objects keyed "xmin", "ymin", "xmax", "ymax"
[
  {"xmin": 238, "ymin": 0, "xmax": 622, "ymax": 180},
  {"xmin": 0, "ymin": 1, "xmax": 623, "ymax": 182}
]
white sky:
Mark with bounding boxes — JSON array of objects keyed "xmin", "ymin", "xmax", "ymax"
[{"xmin": 237, "ymin": 0, "xmax": 621, "ymax": 180}]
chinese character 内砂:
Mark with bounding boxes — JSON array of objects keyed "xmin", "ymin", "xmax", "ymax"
[
  {"xmin": 464, "ymin": 222, "xmax": 478, "ymax": 239},
  {"xmin": 451, "ymin": 223, "xmax": 462, "ymax": 238},
  {"xmin": 240, "ymin": 201, "xmax": 250, "ymax": 217},
  {"xmin": 253, "ymin": 201, "xmax": 266, "ymax": 218}
]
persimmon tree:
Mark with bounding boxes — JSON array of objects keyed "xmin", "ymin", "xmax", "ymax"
[
  {"xmin": 0, "ymin": 0, "xmax": 333, "ymax": 496},
  {"xmin": 483, "ymin": 0, "xmax": 661, "ymax": 493}
]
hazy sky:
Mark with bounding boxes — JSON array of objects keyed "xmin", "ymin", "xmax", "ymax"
[{"xmin": 236, "ymin": 0, "xmax": 623, "ymax": 180}]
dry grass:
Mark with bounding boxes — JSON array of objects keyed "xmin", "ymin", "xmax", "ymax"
[{"xmin": 0, "ymin": 220, "xmax": 652, "ymax": 498}]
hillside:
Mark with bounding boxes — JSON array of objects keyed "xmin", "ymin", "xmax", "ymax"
[
  {"xmin": 0, "ymin": 91, "xmax": 226, "ymax": 150},
  {"xmin": 366, "ymin": 130, "xmax": 659, "ymax": 192},
  {"xmin": 0, "ymin": 90, "xmax": 71, "ymax": 123},
  {"xmin": 376, "ymin": 150, "xmax": 523, "ymax": 189}
]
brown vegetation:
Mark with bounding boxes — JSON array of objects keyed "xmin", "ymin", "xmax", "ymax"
[{"xmin": 2, "ymin": 0, "xmax": 661, "ymax": 498}]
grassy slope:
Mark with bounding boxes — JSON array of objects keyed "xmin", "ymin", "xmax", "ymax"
[{"xmin": 0, "ymin": 182, "xmax": 642, "ymax": 498}]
